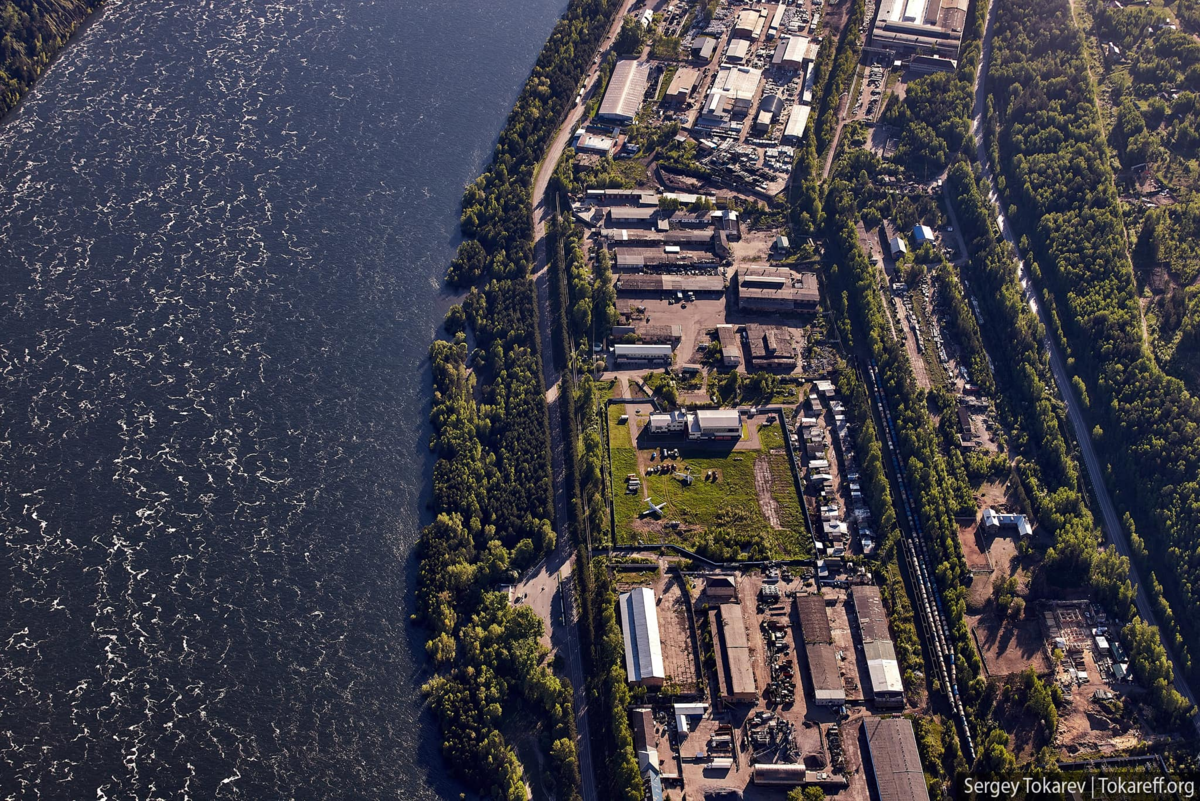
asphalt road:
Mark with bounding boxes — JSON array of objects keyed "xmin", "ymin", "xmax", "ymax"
[
  {"xmin": 969, "ymin": 0, "xmax": 1200, "ymax": 732},
  {"xmin": 521, "ymin": 3, "xmax": 639, "ymax": 798}
]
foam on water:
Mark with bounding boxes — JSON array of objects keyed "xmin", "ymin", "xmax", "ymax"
[{"xmin": 0, "ymin": 0, "xmax": 564, "ymax": 797}]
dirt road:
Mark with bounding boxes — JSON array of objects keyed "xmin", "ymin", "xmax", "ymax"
[{"xmin": 970, "ymin": 0, "xmax": 1200, "ymax": 734}]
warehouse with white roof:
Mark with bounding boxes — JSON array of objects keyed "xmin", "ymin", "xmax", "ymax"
[
  {"xmin": 598, "ymin": 60, "xmax": 651, "ymax": 123},
  {"xmin": 851, "ymin": 585, "xmax": 904, "ymax": 708},
  {"xmin": 619, "ymin": 587, "xmax": 666, "ymax": 687},
  {"xmin": 782, "ymin": 104, "xmax": 811, "ymax": 143}
]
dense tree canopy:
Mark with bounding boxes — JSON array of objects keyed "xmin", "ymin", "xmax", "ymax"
[{"xmin": 0, "ymin": 0, "xmax": 101, "ymax": 117}]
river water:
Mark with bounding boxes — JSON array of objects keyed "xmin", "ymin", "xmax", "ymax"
[{"xmin": 0, "ymin": 0, "xmax": 563, "ymax": 797}]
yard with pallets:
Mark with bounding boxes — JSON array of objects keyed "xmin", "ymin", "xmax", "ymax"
[{"xmin": 607, "ymin": 403, "xmax": 811, "ymax": 558}]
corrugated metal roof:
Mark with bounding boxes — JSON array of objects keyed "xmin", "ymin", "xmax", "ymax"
[
  {"xmin": 863, "ymin": 718, "xmax": 927, "ymax": 801},
  {"xmin": 599, "ymin": 60, "xmax": 651, "ymax": 122},
  {"xmin": 783, "ymin": 104, "xmax": 811, "ymax": 141},
  {"xmin": 619, "ymin": 588, "xmax": 666, "ymax": 683},
  {"xmin": 718, "ymin": 604, "xmax": 757, "ymax": 699}
]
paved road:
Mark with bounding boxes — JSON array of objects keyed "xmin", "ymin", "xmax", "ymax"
[
  {"xmin": 520, "ymin": 4, "xmax": 639, "ymax": 799},
  {"xmin": 970, "ymin": 0, "xmax": 1200, "ymax": 732}
]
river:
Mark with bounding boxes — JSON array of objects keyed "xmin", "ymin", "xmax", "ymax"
[{"xmin": 0, "ymin": 0, "xmax": 563, "ymax": 797}]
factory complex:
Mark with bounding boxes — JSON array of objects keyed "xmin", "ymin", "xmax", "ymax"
[{"xmin": 606, "ymin": 555, "xmax": 927, "ymax": 801}]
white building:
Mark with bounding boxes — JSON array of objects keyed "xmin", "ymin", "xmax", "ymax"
[
  {"xmin": 614, "ymin": 344, "xmax": 673, "ymax": 365},
  {"xmin": 782, "ymin": 104, "xmax": 811, "ymax": 144},
  {"xmin": 888, "ymin": 235, "xmax": 908, "ymax": 259},
  {"xmin": 699, "ymin": 66, "xmax": 763, "ymax": 125},
  {"xmin": 772, "ymin": 35, "xmax": 811, "ymax": 70},
  {"xmin": 648, "ymin": 410, "xmax": 689, "ymax": 434},
  {"xmin": 573, "ymin": 129, "xmax": 616, "ymax": 155},
  {"xmin": 598, "ymin": 60, "xmax": 651, "ymax": 123},
  {"xmin": 689, "ymin": 409, "xmax": 742, "ymax": 440},
  {"xmin": 725, "ymin": 38, "xmax": 751, "ymax": 64},
  {"xmin": 619, "ymin": 587, "xmax": 666, "ymax": 687},
  {"xmin": 982, "ymin": 508, "xmax": 1033, "ymax": 537}
]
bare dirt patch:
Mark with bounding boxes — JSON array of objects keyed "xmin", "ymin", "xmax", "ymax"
[
  {"xmin": 959, "ymin": 519, "xmax": 991, "ymax": 572},
  {"xmin": 969, "ymin": 608, "xmax": 1050, "ymax": 678},
  {"xmin": 659, "ymin": 571, "xmax": 702, "ymax": 695},
  {"xmin": 754, "ymin": 455, "xmax": 783, "ymax": 529}
]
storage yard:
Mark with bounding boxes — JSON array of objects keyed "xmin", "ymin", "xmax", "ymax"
[{"xmin": 606, "ymin": 555, "xmax": 923, "ymax": 801}]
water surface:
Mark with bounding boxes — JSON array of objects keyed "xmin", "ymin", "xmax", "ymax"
[{"xmin": 0, "ymin": 0, "xmax": 563, "ymax": 797}]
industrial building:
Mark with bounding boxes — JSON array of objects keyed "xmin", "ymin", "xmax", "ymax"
[
  {"xmin": 768, "ymin": 3, "xmax": 787, "ymax": 38},
  {"xmin": 863, "ymin": 717, "xmax": 928, "ymax": 801},
  {"xmin": 711, "ymin": 209, "xmax": 741, "ymax": 239},
  {"xmin": 619, "ymin": 587, "xmax": 666, "ymax": 687},
  {"xmin": 699, "ymin": 66, "xmax": 763, "ymax": 125},
  {"xmin": 755, "ymin": 93, "xmax": 785, "ymax": 132},
  {"xmin": 736, "ymin": 266, "xmax": 820, "ymax": 312},
  {"xmin": 772, "ymin": 35, "xmax": 811, "ymax": 70},
  {"xmin": 612, "ymin": 247, "xmax": 715, "ymax": 272},
  {"xmin": 692, "ymin": 35, "xmax": 717, "ymax": 61},
  {"xmin": 689, "ymin": 409, "xmax": 742, "ymax": 441},
  {"xmin": 573, "ymin": 128, "xmax": 616, "ymax": 155},
  {"xmin": 888, "ymin": 235, "xmax": 908, "ymax": 259},
  {"xmin": 608, "ymin": 206, "xmax": 658, "ymax": 226},
  {"xmin": 648, "ymin": 410, "xmax": 689, "ymax": 435},
  {"xmin": 614, "ymin": 344, "xmax": 674, "ymax": 366},
  {"xmin": 630, "ymin": 709, "xmax": 665, "ymax": 801},
  {"xmin": 712, "ymin": 603, "xmax": 758, "ymax": 702},
  {"xmin": 705, "ymin": 575, "xmax": 738, "ymax": 602},
  {"xmin": 850, "ymin": 586, "xmax": 905, "ymax": 708},
  {"xmin": 633, "ymin": 323, "xmax": 684, "ymax": 345},
  {"xmin": 745, "ymin": 323, "xmax": 797, "ymax": 370},
  {"xmin": 913, "ymin": 224, "xmax": 935, "ymax": 245},
  {"xmin": 733, "ymin": 7, "xmax": 767, "ymax": 39},
  {"xmin": 663, "ymin": 67, "xmax": 699, "ymax": 105},
  {"xmin": 910, "ymin": 53, "xmax": 958, "ymax": 73},
  {"xmin": 782, "ymin": 104, "xmax": 811, "ymax": 144},
  {"xmin": 981, "ymin": 507, "xmax": 1033, "ymax": 537},
  {"xmin": 606, "ymin": 228, "xmax": 716, "ymax": 247},
  {"xmin": 598, "ymin": 60, "xmax": 651, "ymax": 123},
  {"xmin": 586, "ymin": 187, "xmax": 659, "ymax": 205},
  {"xmin": 795, "ymin": 595, "xmax": 846, "ymax": 706},
  {"xmin": 870, "ymin": 0, "xmax": 968, "ymax": 59},
  {"xmin": 647, "ymin": 409, "xmax": 742, "ymax": 440},
  {"xmin": 614, "ymin": 274, "xmax": 726, "ymax": 296},
  {"xmin": 716, "ymin": 324, "xmax": 743, "ymax": 368},
  {"xmin": 725, "ymin": 37, "xmax": 751, "ymax": 64}
]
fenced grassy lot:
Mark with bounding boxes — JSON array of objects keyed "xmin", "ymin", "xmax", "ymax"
[{"xmin": 607, "ymin": 403, "xmax": 811, "ymax": 558}]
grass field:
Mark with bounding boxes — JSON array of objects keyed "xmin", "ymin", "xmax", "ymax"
[{"xmin": 607, "ymin": 403, "xmax": 811, "ymax": 557}]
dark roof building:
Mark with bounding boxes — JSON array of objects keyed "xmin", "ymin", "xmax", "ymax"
[
  {"xmin": 615, "ymin": 274, "xmax": 726, "ymax": 295},
  {"xmin": 851, "ymin": 586, "xmax": 904, "ymax": 708},
  {"xmin": 736, "ymin": 266, "xmax": 820, "ymax": 312},
  {"xmin": 863, "ymin": 717, "xmax": 928, "ymax": 801},
  {"xmin": 713, "ymin": 604, "xmax": 758, "ymax": 702},
  {"xmin": 745, "ymin": 323, "xmax": 798, "ymax": 370},
  {"xmin": 795, "ymin": 595, "xmax": 845, "ymax": 706}
]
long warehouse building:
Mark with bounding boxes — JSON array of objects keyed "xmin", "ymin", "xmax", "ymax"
[
  {"xmin": 870, "ymin": 0, "xmax": 968, "ymax": 58},
  {"xmin": 713, "ymin": 603, "xmax": 758, "ymax": 702},
  {"xmin": 795, "ymin": 595, "xmax": 846, "ymax": 706},
  {"xmin": 618, "ymin": 587, "xmax": 666, "ymax": 687},
  {"xmin": 598, "ymin": 60, "xmax": 651, "ymax": 123},
  {"xmin": 851, "ymin": 585, "xmax": 905, "ymax": 708},
  {"xmin": 863, "ymin": 717, "xmax": 928, "ymax": 801}
]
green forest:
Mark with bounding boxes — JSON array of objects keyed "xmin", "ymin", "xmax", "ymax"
[
  {"xmin": 417, "ymin": 0, "xmax": 624, "ymax": 797},
  {"xmin": 0, "ymin": 0, "xmax": 102, "ymax": 118},
  {"xmin": 990, "ymin": 0, "xmax": 1200, "ymax": 694}
]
